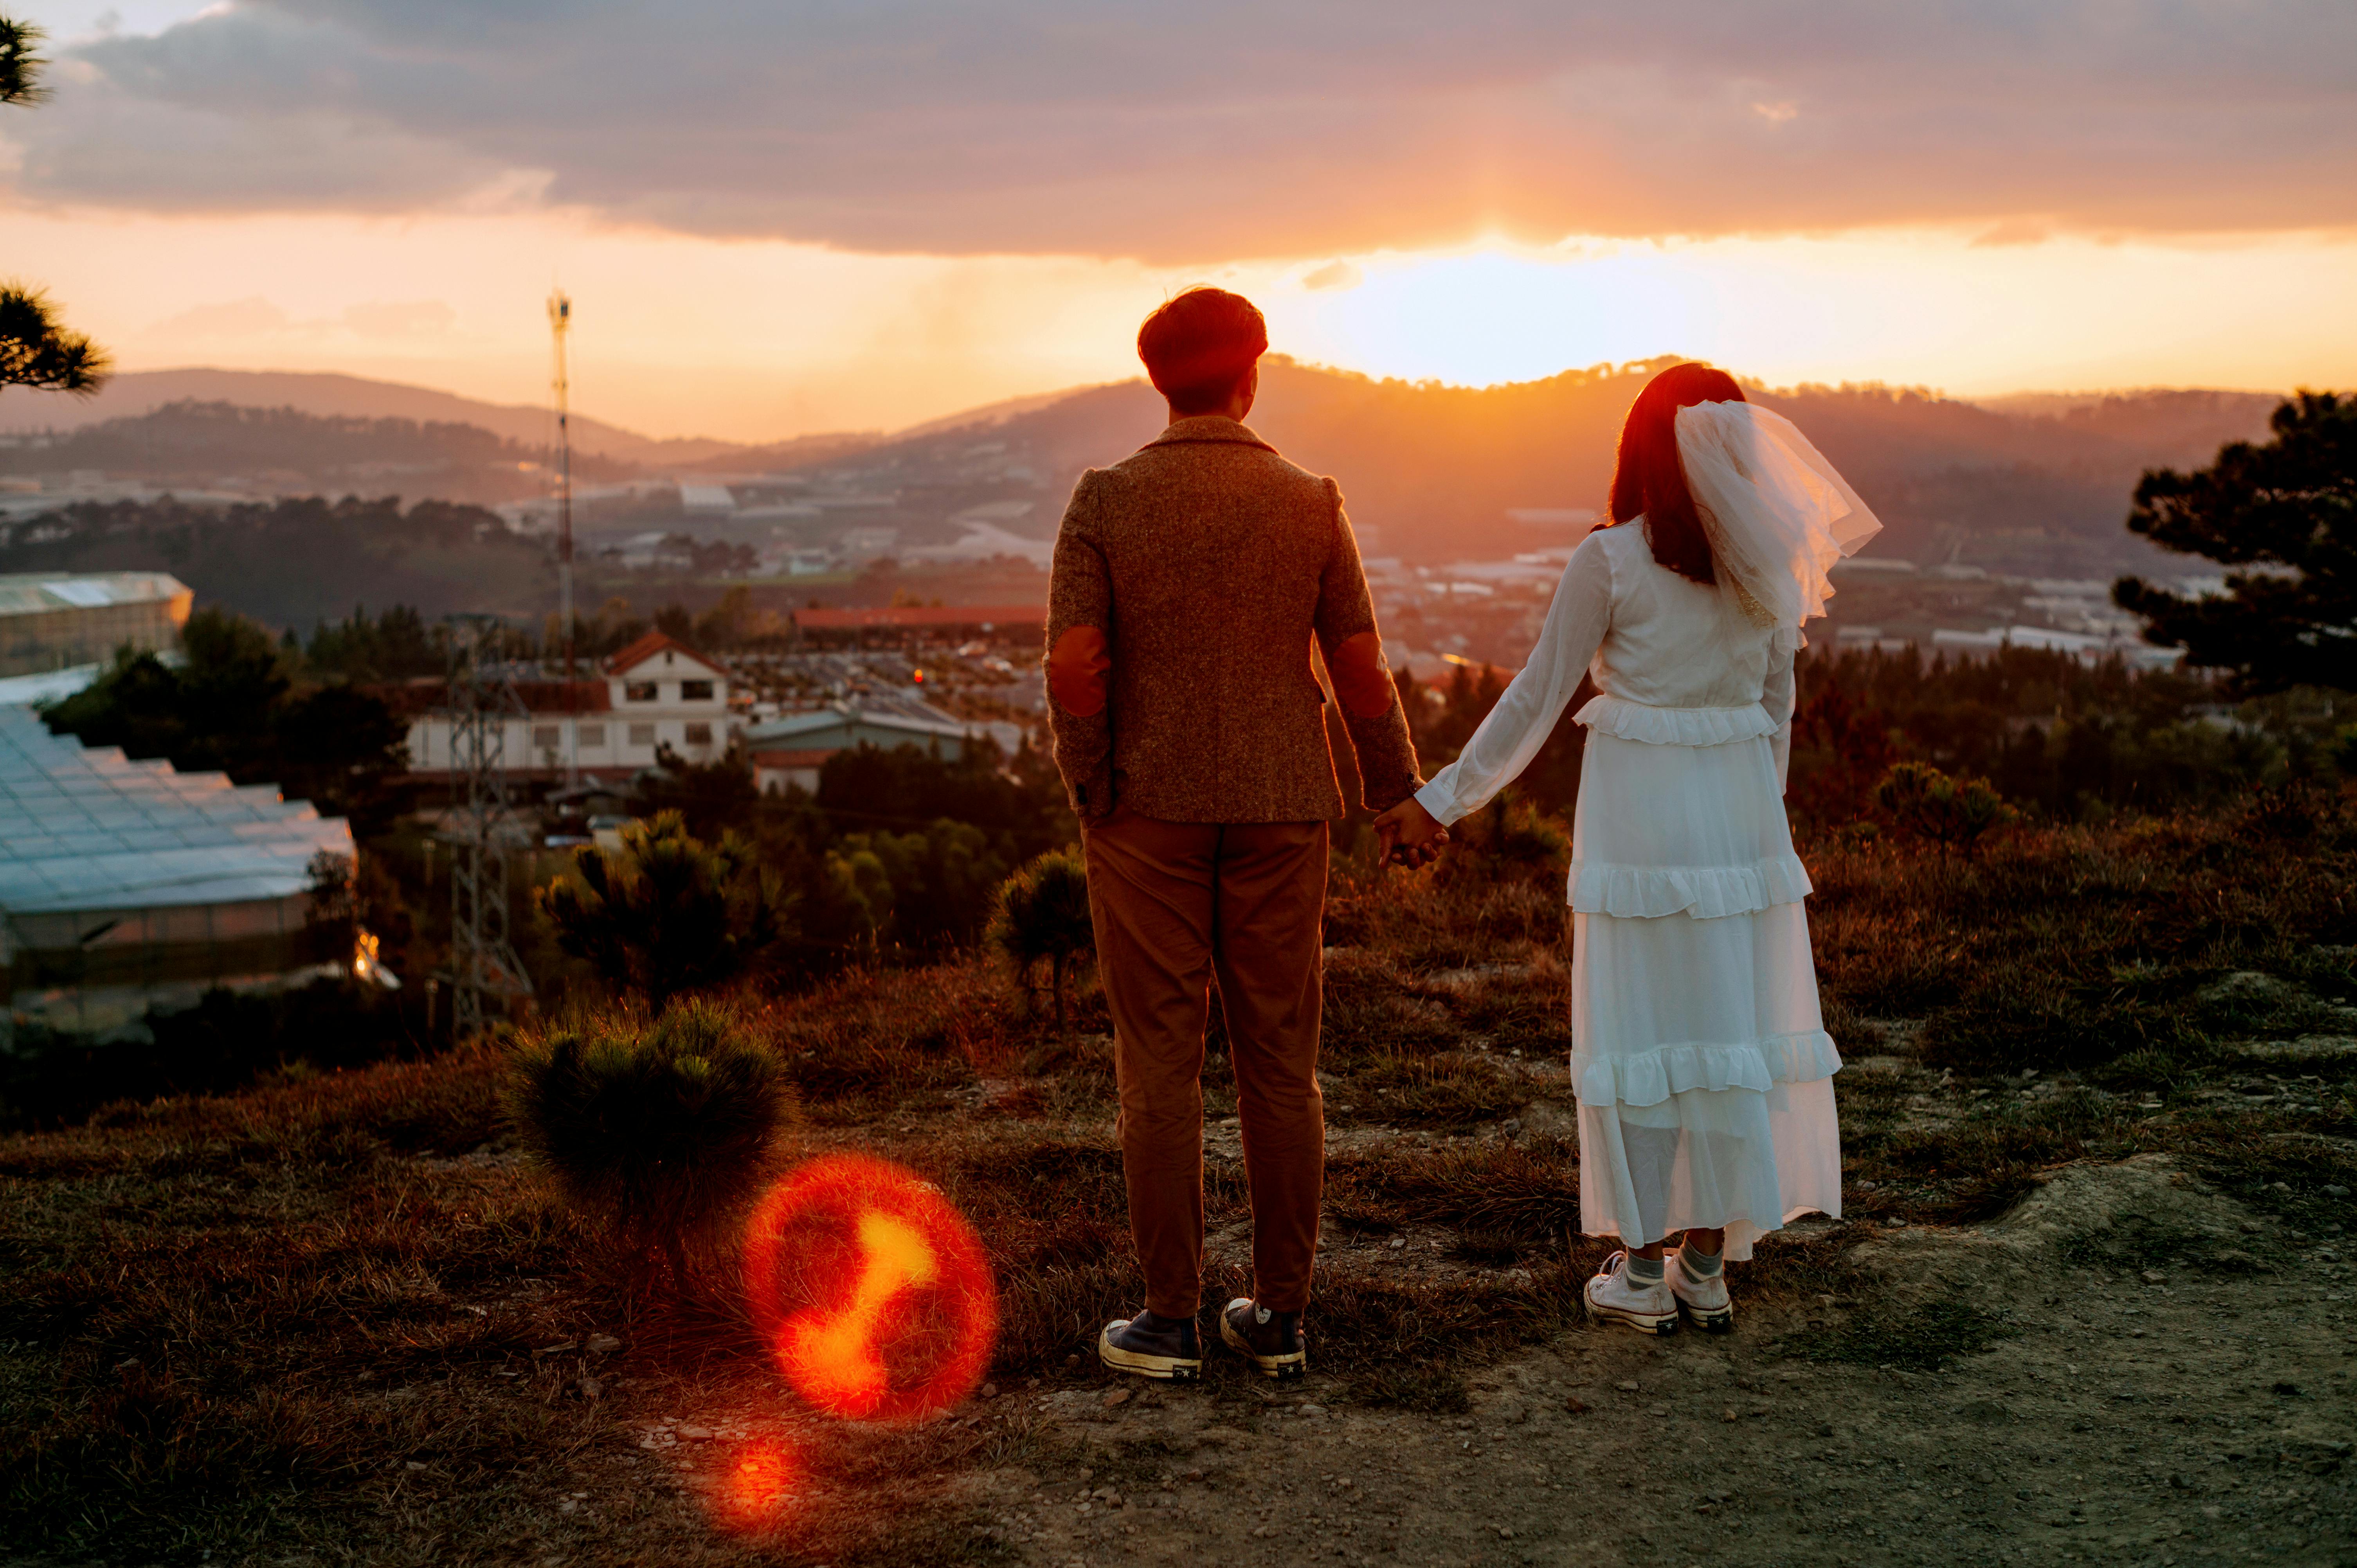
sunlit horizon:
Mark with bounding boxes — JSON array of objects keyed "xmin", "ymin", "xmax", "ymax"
[
  {"xmin": 7, "ymin": 0, "xmax": 2355, "ymax": 441},
  {"xmin": 10, "ymin": 204, "xmax": 2353, "ymax": 442}
]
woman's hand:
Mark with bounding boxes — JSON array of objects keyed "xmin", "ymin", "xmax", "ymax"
[{"xmin": 1372, "ymin": 796, "xmax": 1448, "ymax": 869}]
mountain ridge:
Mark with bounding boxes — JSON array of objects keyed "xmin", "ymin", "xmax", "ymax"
[
  {"xmin": 0, "ymin": 368, "xmax": 755, "ymax": 465},
  {"xmin": 3, "ymin": 363, "xmax": 2290, "ymax": 475},
  {"xmin": 776, "ymin": 356, "xmax": 2284, "ymax": 575},
  {"xmin": 0, "ymin": 360, "xmax": 2293, "ymax": 579}
]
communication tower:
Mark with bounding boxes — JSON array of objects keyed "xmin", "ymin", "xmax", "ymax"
[
  {"xmin": 549, "ymin": 289, "xmax": 578, "ymax": 783},
  {"xmin": 438, "ymin": 614, "xmax": 534, "ymax": 1038}
]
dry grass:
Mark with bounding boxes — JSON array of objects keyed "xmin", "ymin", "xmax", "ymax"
[
  {"xmin": 1809, "ymin": 787, "xmax": 2357, "ymax": 1083},
  {"xmin": 6, "ymin": 795, "xmax": 2357, "ymax": 1560}
]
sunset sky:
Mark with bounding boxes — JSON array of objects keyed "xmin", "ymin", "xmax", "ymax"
[{"xmin": 5, "ymin": 0, "xmax": 2354, "ymax": 440}]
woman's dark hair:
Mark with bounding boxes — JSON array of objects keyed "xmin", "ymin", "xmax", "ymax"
[
  {"xmin": 1608, "ymin": 361, "xmax": 1747, "ymax": 585},
  {"xmin": 1138, "ymin": 287, "xmax": 1267, "ymax": 415}
]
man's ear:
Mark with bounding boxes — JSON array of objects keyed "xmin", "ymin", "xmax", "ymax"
[{"xmin": 1235, "ymin": 362, "xmax": 1260, "ymax": 421}]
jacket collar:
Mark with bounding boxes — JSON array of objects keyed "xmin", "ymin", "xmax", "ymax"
[{"xmin": 1140, "ymin": 415, "xmax": 1278, "ymax": 454}]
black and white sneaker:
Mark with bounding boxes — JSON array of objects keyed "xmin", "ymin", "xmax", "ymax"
[
  {"xmin": 1667, "ymin": 1247, "xmax": 1735, "ymax": 1333},
  {"xmin": 1584, "ymin": 1250, "xmax": 1678, "ymax": 1336},
  {"xmin": 1098, "ymin": 1310, "xmax": 1202, "ymax": 1381},
  {"xmin": 1220, "ymin": 1298, "xmax": 1307, "ymax": 1380}
]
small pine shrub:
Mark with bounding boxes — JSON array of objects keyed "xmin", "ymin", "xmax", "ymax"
[
  {"xmin": 505, "ymin": 1000, "xmax": 796, "ymax": 1296},
  {"xmin": 2238, "ymin": 783, "xmax": 2321, "ymax": 844},
  {"xmin": 1872, "ymin": 760, "xmax": 2017, "ymax": 856},
  {"xmin": 986, "ymin": 849, "xmax": 1095, "ymax": 1030},
  {"xmin": 2330, "ymin": 724, "xmax": 2357, "ymax": 780},
  {"xmin": 1440, "ymin": 792, "xmax": 1569, "ymax": 884}
]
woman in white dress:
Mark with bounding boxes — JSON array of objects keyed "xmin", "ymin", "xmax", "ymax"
[{"xmin": 1374, "ymin": 362, "xmax": 1880, "ymax": 1333}]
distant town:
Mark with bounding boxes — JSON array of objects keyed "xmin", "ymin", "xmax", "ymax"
[{"xmin": 0, "ymin": 356, "xmax": 2292, "ymax": 1058}]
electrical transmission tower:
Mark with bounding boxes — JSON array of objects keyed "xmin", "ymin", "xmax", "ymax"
[{"xmin": 439, "ymin": 614, "xmax": 534, "ymax": 1038}]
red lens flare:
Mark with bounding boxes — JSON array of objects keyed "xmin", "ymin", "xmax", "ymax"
[
  {"xmin": 743, "ymin": 1154, "xmax": 998, "ymax": 1422},
  {"xmin": 712, "ymin": 1436, "xmax": 803, "ymax": 1534}
]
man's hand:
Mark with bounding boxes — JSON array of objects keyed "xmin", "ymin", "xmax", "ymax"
[{"xmin": 1372, "ymin": 796, "xmax": 1448, "ymax": 870}]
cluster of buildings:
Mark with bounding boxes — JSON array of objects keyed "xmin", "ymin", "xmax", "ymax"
[
  {"xmin": 394, "ymin": 632, "xmax": 738, "ymax": 781},
  {"xmin": 1370, "ymin": 542, "xmax": 2190, "ymax": 677},
  {"xmin": 394, "ymin": 620, "xmax": 1035, "ymax": 793}
]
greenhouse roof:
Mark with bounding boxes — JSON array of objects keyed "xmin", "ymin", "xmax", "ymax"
[
  {"xmin": 0, "ymin": 571, "xmax": 192, "ymax": 617},
  {"xmin": 0, "ymin": 705, "xmax": 350, "ymax": 916}
]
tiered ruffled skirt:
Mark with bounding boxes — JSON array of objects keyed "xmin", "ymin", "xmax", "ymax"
[{"xmin": 1567, "ymin": 697, "xmax": 1843, "ymax": 1259}]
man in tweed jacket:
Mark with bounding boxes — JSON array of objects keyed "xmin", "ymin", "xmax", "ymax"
[{"xmin": 1046, "ymin": 288, "xmax": 1429, "ymax": 1384}]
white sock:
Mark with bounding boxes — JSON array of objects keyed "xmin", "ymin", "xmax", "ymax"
[
  {"xmin": 1625, "ymin": 1253, "xmax": 1665, "ymax": 1287},
  {"xmin": 1679, "ymin": 1240, "xmax": 1723, "ymax": 1280}
]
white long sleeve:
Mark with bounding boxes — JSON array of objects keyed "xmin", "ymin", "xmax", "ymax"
[
  {"xmin": 1414, "ymin": 535, "xmax": 1613, "ymax": 827},
  {"xmin": 1761, "ymin": 632, "xmax": 1797, "ymax": 793}
]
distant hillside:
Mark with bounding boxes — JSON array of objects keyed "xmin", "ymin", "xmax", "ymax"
[
  {"xmin": 893, "ymin": 386, "xmax": 1104, "ymax": 440},
  {"xmin": 0, "ymin": 368, "xmax": 749, "ymax": 466},
  {"xmin": 801, "ymin": 358, "xmax": 2287, "ymax": 576},
  {"xmin": 0, "ymin": 494, "xmax": 552, "ymax": 628},
  {"xmin": 0, "ymin": 361, "xmax": 2295, "ymax": 592},
  {"xmin": 0, "ymin": 401, "xmax": 648, "ymax": 507},
  {"xmin": 682, "ymin": 430, "xmax": 887, "ymax": 475}
]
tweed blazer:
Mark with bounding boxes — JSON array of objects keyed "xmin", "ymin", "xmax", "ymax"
[{"xmin": 1044, "ymin": 415, "xmax": 1423, "ymax": 824}]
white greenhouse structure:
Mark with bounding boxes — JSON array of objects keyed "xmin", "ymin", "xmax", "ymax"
[{"xmin": 0, "ymin": 705, "xmax": 355, "ymax": 1043}]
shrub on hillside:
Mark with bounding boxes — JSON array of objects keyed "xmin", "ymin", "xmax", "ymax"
[
  {"xmin": 38, "ymin": 606, "xmax": 411, "ymax": 831},
  {"xmin": 986, "ymin": 849, "xmax": 1094, "ymax": 1030},
  {"xmin": 535, "ymin": 809, "xmax": 791, "ymax": 1009},
  {"xmin": 0, "ymin": 977, "xmax": 416, "ymax": 1131},
  {"xmin": 815, "ymin": 737, "xmax": 1070, "ymax": 858},
  {"xmin": 1872, "ymin": 760, "xmax": 2017, "ymax": 856},
  {"xmin": 1439, "ymin": 792, "xmax": 1569, "ymax": 885},
  {"xmin": 505, "ymin": 1000, "xmax": 795, "ymax": 1295},
  {"xmin": 2329, "ymin": 723, "xmax": 2357, "ymax": 780},
  {"xmin": 825, "ymin": 818, "xmax": 1013, "ymax": 951}
]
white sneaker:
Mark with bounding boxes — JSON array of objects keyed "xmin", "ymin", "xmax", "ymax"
[
  {"xmin": 1584, "ymin": 1250, "xmax": 1678, "ymax": 1336},
  {"xmin": 1667, "ymin": 1247, "xmax": 1734, "ymax": 1333}
]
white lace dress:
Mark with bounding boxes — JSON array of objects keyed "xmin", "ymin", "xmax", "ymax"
[{"xmin": 1414, "ymin": 521, "xmax": 1842, "ymax": 1259}]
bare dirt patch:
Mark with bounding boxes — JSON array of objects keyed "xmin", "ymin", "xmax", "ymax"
[{"xmin": 957, "ymin": 1156, "xmax": 2355, "ymax": 1568}]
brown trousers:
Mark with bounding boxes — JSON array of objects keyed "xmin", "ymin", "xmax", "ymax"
[{"xmin": 1081, "ymin": 805, "xmax": 1329, "ymax": 1320}]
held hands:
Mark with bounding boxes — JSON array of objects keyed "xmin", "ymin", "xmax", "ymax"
[{"xmin": 1372, "ymin": 796, "xmax": 1449, "ymax": 870}]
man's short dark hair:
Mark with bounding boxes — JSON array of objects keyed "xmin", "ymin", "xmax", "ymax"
[{"xmin": 1137, "ymin": 288, "xmax": 1267, "ymax": 415}]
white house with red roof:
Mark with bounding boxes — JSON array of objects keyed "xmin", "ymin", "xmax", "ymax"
[{"xmin": 397, "ymin": 633, "xmax": 737, "ymax": 781}]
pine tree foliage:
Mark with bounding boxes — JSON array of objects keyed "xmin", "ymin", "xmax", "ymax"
[
  {"xmin": 1873, "ymin": 760, "xmax": 2017, "ymax": 856},
  {"xmin": 0, "ymin": 14, "xmax": 45, "ymax": 106},
  {"xmin": 985, "ymin": 849, "xmax": 1094, "ymax": 1030},
  {"xmin": 505, "ymin": 1000, "xmax": 796, "ymax": 1296},
  {"xmin": 1, "ymin": 17, "xmax": 110, "ymax": 397},
  {"xmin": 1438, "ymin": 791, "xmax": 1569, "ymax": 885},
  {"xmin": 0, "ymin": 281, "xmax": 110, "ymax": 396},
  {"xmin": 40, "ymin": 606, "xmax": 409, "ymax": 828},
  {"xmin": 2113, "ymin": 392, "xmax": 2357, "ymax": 693},
  {"xmin": 536, "ymin": 810, "xmax": 792, "ymax": 1010}
]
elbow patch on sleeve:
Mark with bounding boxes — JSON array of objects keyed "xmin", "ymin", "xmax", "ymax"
[
  {"xmin": 1048, "ymin": 626, "xmax": 1111, "ymax": 717},
  {"xmin": 1330, "ymin": 631, "xmax": 1396, "ymax": 720}
]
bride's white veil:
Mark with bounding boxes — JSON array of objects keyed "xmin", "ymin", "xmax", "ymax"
[{"xmin": 1673, "ymin": 400, "xmax": 1883, "ymax": 631}]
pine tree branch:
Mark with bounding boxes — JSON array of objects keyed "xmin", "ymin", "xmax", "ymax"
[
  {"xmin": 0, "ymin": 15, "xmax": 46, "ymax": 108},
  {"xmin": 0, "ymin": 283, "xmax": 113, "ymax": 396}
]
